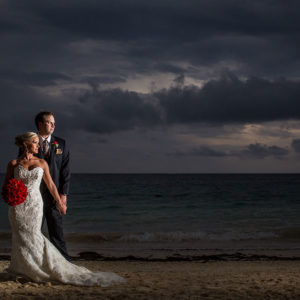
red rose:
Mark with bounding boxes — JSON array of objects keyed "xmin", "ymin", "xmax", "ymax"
[
  {"xmin": 2, "ymin": 178, "xmax": 28, "ymax": 206},
  {"xmin": 52, "ymin": 141, "xmax": 59, "ymax": 149}
]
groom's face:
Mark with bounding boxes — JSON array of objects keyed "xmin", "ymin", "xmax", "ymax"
[{"xmin": 39, "ymin": 115, "xmax": 55, "ymax": 136}]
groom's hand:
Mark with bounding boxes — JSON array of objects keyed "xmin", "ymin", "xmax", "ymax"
[
  {"xmin": 60, "ymin": 194, "xmax": 67, "ymax": 214},
  {"xmin": 56, "ymin": 200, "xmax": 67, "ymax": 215},
  {"xmin": 58, "ymin": 194, "xmax": 67, "ymax": 215},
  {"xmin": 60, "ymin": 194, "xmax": 67, "ymax": 206}
]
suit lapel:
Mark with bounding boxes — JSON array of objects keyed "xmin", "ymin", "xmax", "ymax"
[
  {"xmin": 38, "ymin": 136, "xmax": 44, "ymax": 159},
  {"xmin": 48, "ymin": 136, "xmax": 56, "ymax": 164}
]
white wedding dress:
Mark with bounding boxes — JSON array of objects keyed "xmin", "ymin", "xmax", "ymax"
[{"xmin": 7, "ymin": 164, "xmax": 125, "ymax": 286}]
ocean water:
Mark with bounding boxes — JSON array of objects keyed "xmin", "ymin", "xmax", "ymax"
[{"xmin": 1, "ymin": 173, "xmax": 300, "ymax": 257}]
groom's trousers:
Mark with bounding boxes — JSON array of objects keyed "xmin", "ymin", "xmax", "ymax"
[
  {"xmin": 40, "ymin": 182, "xmax": 69, "ymax": 261},
  {"xmin": 43, "ymin": 202, "xmax": 70, "ymax": 261}
]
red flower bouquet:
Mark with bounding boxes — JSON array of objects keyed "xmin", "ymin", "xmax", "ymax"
[{"xmin": 2, "ymin": 178, "xmax": 28, "ymax": 206}]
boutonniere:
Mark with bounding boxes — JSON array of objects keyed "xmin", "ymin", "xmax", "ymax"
[{"xmin": 52, "ymin": 141, "xmax": 59, "ymax": 149}]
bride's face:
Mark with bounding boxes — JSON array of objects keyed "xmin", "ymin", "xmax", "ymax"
[{"xmin": 27, "ymin": 136, "xmax": 40, "ymax": 154}]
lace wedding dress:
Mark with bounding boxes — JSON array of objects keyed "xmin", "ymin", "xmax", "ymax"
[{"xmin": 7, "ymin": 165, "xmax": 125, "ymax": 286}]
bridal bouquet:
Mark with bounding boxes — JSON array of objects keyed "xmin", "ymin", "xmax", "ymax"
[{"xmin": 2, "ymin": 178, "xmax": 28, "ymax": 206}]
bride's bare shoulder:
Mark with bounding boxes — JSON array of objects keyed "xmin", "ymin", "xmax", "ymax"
[{"xmin": 37, "ymin": 158, "xmax": 48, "ymax": 169}]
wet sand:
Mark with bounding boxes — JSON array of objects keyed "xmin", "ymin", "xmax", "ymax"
[{"xmin": 1, "ymin": 259, "xmax": 300, "ymax": 299}]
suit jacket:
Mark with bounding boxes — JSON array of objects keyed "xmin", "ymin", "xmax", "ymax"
[{"xmin": 38, "ymin": 135, "xmax": 70, "ymax": 205}]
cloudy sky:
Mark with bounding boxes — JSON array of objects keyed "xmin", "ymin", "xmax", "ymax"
[{"xmin": 1, "ymin": 0, "xmax": 300, "ymax": 173}]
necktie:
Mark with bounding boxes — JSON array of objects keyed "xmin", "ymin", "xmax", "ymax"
[{"xmin": 42, "ymin": 140, "xmax": 49, "ymax": 157}]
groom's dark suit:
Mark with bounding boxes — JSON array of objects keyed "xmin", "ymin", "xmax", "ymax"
[{"xmin": 38, "ymin": 135, "xmax": 70, "ymax": 260}]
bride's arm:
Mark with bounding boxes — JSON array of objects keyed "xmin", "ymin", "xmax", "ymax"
[{"xmin": 41, "ymin": 160, "xmax": 66, "ymax": 215}]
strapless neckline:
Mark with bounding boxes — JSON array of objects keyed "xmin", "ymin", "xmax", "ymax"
[{"xmin": 16, "ymin": 164, "xmax": 43, "ymax": 173}]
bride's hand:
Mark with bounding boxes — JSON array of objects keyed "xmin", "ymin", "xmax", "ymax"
[{"xmin": 56, "ymin": 200, "xmax": 67, "ymax": 215}]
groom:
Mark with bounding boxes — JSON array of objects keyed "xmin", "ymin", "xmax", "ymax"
[{"xmin": 35, "ymin": 111, "xmax": 70, "ymax": 261}]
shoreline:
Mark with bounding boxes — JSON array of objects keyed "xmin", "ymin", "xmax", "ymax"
[
  {"xmin": 2, "ymin": 231, "xmax": 300, "ymax": 260},
  {"xmin": 2, "ymin": 251, "xmax": 300, "ymax": 262}
]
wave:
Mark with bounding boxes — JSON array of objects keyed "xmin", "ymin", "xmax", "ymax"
[
  {"xmin": 2, "ymin": 227, "xmax": 300, "ymax": 244},
  {"xmin": 63, "ymin": 230, "xmax": 284, "ymax": 243},
  {"xmin": 117, "ymin": 231, "xmax": 279, "ymax": 242}
]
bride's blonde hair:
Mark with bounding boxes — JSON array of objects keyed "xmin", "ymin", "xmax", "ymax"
[{"xmin": 15, "ymin": 132, "xmax": 38, "ymax": 152}]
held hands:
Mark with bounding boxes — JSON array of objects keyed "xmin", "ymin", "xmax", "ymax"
[
  {"xmin": 60, "ymin": 194, "xmax": 67, "ymax": 206},
  {"xmin": 56, "ymin": 194, "xmax": 67, "ymax": 215},
  {"xmin": 56, "ymin": 200, "xmax": 67, "ymax": 215}
]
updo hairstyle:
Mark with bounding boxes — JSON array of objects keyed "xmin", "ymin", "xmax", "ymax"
[{"xmin": 15, "ymin": 132, "xmax": 38, "ymax": 152}]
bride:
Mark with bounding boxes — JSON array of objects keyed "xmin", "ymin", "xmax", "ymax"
[{"xmin": 2, "ymin": 132, "xmax": 125, "ymax": 286}]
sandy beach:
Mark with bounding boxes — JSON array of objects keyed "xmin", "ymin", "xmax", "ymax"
[{"xmin": 1, "ymin": 259, "xmax": 300, "ymax": 299}]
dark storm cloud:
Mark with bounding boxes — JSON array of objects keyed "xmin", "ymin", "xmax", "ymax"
[
  {"xmin": 81, "ymin": 76, "xmax": 126, "ymax": 85},
  {"xmin": 167, "ymin": 143, "xmax": 289, "ymax": 159},
  {"xmin": 2, "ymin": 0, "xmax": 300, "ymax": 80},
  {"xmin": 154, "ymin": 64, "xmax": 186, "ymax": 75},
  {"xmin": 27, "ymin": 0, "xmax": 300, "ymax": 40},
  {"xmin": 1, "ymin": 0, "xmax": 300, "ymax": 173},
  {"xmin": 238, "ymin": 143, "xmax": 289, "ymax": 159},
  {"xmin": 191, "ymin": 147, "xmax": 228, "ymax": 157},
  {"xmin": 69, "ymin": 88, "xmax": 161, "ymax": 134},
  {"xmin": 168, "ymin": 146, "xmax": 228, "ymax": 157},
  {"xmin": 1, "ymin": 2, "xmax": 300, "ymax": 134},
  {"xmin": 47, "ymin": 74, "xmax": 300, "ymax": 135},
  {"xmin": 156, "ymin": 74, "xmax": 300, "ymax": 124},
  {"xmin": 0, "ymin": 71, "xmax": 71, "ymax": 86},
  {"xmin": 3, "ymin": 72, "xmax": 300, "ymax": 136},
  {"xmin": 291, "ymin": 139, "xmax": 300, "ymax": 153}
]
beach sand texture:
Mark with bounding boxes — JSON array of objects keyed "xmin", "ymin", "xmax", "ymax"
[{"xmin": 1, "ymin": 260, "xmax": 300, "ymax": 299}]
